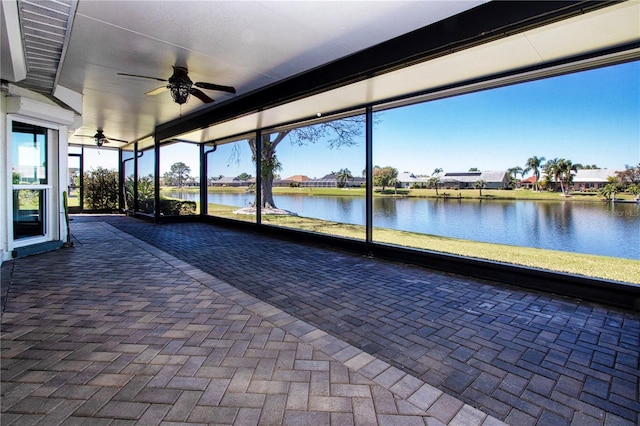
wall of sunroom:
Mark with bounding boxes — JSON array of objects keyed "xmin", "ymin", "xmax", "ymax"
[
  {"xmin": 112, "ymin": 1, "xmax": 640, "ymax": 301},
  {"xmin": 135, "ymin": 57, "xmax": 639, "ymax": 289}
]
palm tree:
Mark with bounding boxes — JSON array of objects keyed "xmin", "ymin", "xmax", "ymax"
[
  {"xmin": 336, "ymin": 168, "xmax": 353, "ymax": 188},
  {"xmin": 599, "ymin": 182, "xmax": 618, "ymax": 201},
  {"xmin": 428, "ymin": 177, "xmax": 440, "ymax": 196},
  {"xmin": 431, "ymin": 168, "xmax": 443, "ymax": 196},
  {"xmin": 474, "ymin": 179, "xmax": 486, "ymax": 197},
  {"xmin": 544, "ymin": 158, "xmax": 560, "ymax": 192},
  {"xmin": 507, "ymin": 166, "xmax": 523, "ymax": 189},
  {"xmin": 508, "ymin": 166, "xmax": 523, "ymax": 180},
  {"xmin": 556, "ymin": 159, "xmax": 570, "ymax": 194},
  {"xmin": 555, "ymin": 159, "xmax": 579, "ymax": 195},
  {"xmin": 523, "ymin": 156, "xmax": 545, "ymax": 191}
]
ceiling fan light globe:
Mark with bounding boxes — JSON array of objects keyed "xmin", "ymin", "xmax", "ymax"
[
  {"xmin": 93, "ymin": 129, "xmax": 107, "ymax": 146},
  {"xmin": 169, "ymin": 81, "xmax": 192, "ymax": 105}
]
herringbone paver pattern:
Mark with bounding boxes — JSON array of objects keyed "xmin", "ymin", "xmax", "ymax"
[
  {"xmin": 75, "ymin": 215, "xmax": 640, "ymax": 426},
  {"xmin": 1, "ymin": 221, "xmax": 503, "ymax": 425}
]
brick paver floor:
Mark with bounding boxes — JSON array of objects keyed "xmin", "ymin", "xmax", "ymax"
[
  {"xmin": 2, "ymin": 215, "xmax": 639, "ymax": 425},
  {"xmin": 2, "ymin": 220, "xmax": 504, "ymax": 425}
]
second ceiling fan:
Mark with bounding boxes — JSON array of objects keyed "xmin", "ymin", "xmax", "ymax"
[{"xmin": 118, "ymin": 66, "xmax": 236, "ymax": 105}]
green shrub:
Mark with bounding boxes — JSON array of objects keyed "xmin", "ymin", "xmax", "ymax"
[
  {"xmin": 84, "ymin": 167, "xmax": 118, "ymax": 210},
  {"xmin": 136, "ymin": 198, "xmax": 195, "ymax": 216},
  {"xmin": 160, "ymin": 199, "xmax": 196, "ymax": 216}
]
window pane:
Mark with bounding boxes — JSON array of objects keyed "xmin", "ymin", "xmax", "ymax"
[
  {"xmin": 12, "ymin": 122, "xmax": 47, "ymax": 184},
  {"xmin": 261, "ymin": 115, "xmax": 366, "ymax": 240},
  {"xmin": 137, "ymin": 148, "xmax": 155, "ymax": 214},
  {"xmin": 13, "ymin": 189, "xmax": 45, "ymax": 239},
  {"xmin": 159, "ymin": 142, "xmax": 198, "ymax": 216},
  {"xmin": 206, "ymin": 139, "xmax": 256, "ymax": 223},
  {"xmin": 67, "ymin": 155, "xmax": 81, "ymax": 208},
  {"xmin": 122, "ymin": 148, "xmax": 135, "ymax": 212},
  {"xmin": 82, "ymin": 147, "xmax": 119, "ymax": 211},
  {"xmin": 372, "ymin": 61, "xmax": 640, "ymax": 284}
]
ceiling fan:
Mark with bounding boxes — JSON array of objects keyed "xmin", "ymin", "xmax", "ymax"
[
  {"xmin": 76, "ymin": 129, "xmax": 128, "ymax": 147},
  {"xmin": 118, "ymin": 66, "xmax": 236, "ymax": 105}
]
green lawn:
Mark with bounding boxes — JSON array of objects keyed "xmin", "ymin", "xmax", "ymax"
[
  {"xmin": 204, "ymin": 203, "xmax": 640, "ymax": 285},
  {"xmin": 67, "ymin": 190, "xmax": 80, "ymax": 207}
]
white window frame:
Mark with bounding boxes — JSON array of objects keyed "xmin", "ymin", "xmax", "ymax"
[{"xmin": 7, "ymin": 115, "xmax": 59, "ymax": 249}]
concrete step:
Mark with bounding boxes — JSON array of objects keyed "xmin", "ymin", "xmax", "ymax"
[{"xmin": 12, "ymin": 240, "xmax": 64, "ymax": 259}]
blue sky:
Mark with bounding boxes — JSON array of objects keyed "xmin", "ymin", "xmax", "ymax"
[
  {"xmin": 85, "ymin": 61, "xmax": 639, "ymax": 179},
  {"xmin": 370, "ymin": 60, "xmax": 639, "ymax": 176}
]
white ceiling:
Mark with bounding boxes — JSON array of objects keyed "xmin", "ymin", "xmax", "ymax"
[
  {"xmin": 2, "ymin": 1, "xmax": 638, "ymax": 149},
  {"xmin": 55, "ymin": 0, "xmax": 486, "ymax": 146}
]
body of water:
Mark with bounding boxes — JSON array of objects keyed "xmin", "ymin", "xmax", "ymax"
[{"xmin": 169, "ymin": 191, "xmax": 640, "ymax": 259}]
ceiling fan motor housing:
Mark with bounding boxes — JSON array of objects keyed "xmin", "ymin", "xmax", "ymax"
[
  {"xmin": 168, "ymin": 67, "xmax": 193, "ymax": 104},
  {"xmin": 93, "ymin": 129, "xmax": 107, "ymax": 146}
]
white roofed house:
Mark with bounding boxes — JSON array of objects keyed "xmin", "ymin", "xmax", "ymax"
[
  {"xmin": 210, "ymin": 176, "xmax": 247, "ymax": 187},
  {"xmin": 440, "ymin": 171, "xmax": 510, "ymax": 189},
  {"xmin": 397, "ymin": 172, "xmax": 428, "ymax": 189},
  {"xmin": 301, "ymin": 173, "xmax": 366, "ymax": 188},
  {"xmin": 571, "ymin": 169, "xmax": 617, "ymax": 191}
]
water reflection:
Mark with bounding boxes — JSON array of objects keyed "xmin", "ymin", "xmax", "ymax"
[{"xmin": 374, "ymin": 198, "xmax": 397, "ymax": 218}]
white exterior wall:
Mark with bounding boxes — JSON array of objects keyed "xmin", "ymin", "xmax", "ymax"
[{"xmin": 1, "ymin": 85, "xmax": 76, "ymax": 265}]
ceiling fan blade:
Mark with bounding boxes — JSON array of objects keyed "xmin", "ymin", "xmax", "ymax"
[
  {"xmin": 146, "ymin": 86, "xmax": 169, "ymax": 95},
  {"xmin": 190, "ymin": 88, "xmax": 215, "ymax": 104},
  {"xmin": 194, "ymin": 82, "xmax": 236, "ymax": 94},
  {"xmin": 106, "ymin": 137, "xmax": 129, "ymax": 143},
  {"xmin": 117, "ymin": 72, "xmax": 167, "ymax": 82},
  {"xmin": 75, "ymin": 135, "xmax": 127, "ymax": 143}
]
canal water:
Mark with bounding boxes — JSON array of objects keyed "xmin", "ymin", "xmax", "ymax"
[{"xmin": 169, "ymin": 191, "xmax": 640, "ymax": 260}]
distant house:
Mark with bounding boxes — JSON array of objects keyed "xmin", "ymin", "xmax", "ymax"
[
  {"xmin": 210, "ymin": 176, "xmax": 246, "ymax": 187},
  {"xmin": 439, "ymin": 171, "xmax": 509, "ymax": 189},
  {"xmin": 520, "ymin": 175, "xmax": 537, "ymax": 189},
  {"xmin": 571, "ymin": 169, "xmax": 617, "ymax": 191},
  {"xmin": 397, "ymin": 172, "xmax": 428, "ymax": 188},
  {"xmin": 301, "ymin": 173, "xmax": 365, "ymax": 188},
  {"xmin": 285, "ymin": 175, "xmax": 311, "ymax": 183},
  {"xmin": 275, "ymin": 175, "xmax": 311, "ymax": 187}
]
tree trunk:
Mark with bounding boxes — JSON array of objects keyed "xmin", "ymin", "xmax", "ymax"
[
  {"xmin": 262, "ymin": 173, "xmax": 275, "ymax": 208},
  {"xmin": 248, "ymin": 132, "xmax": 289, "ymax": 209}
]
